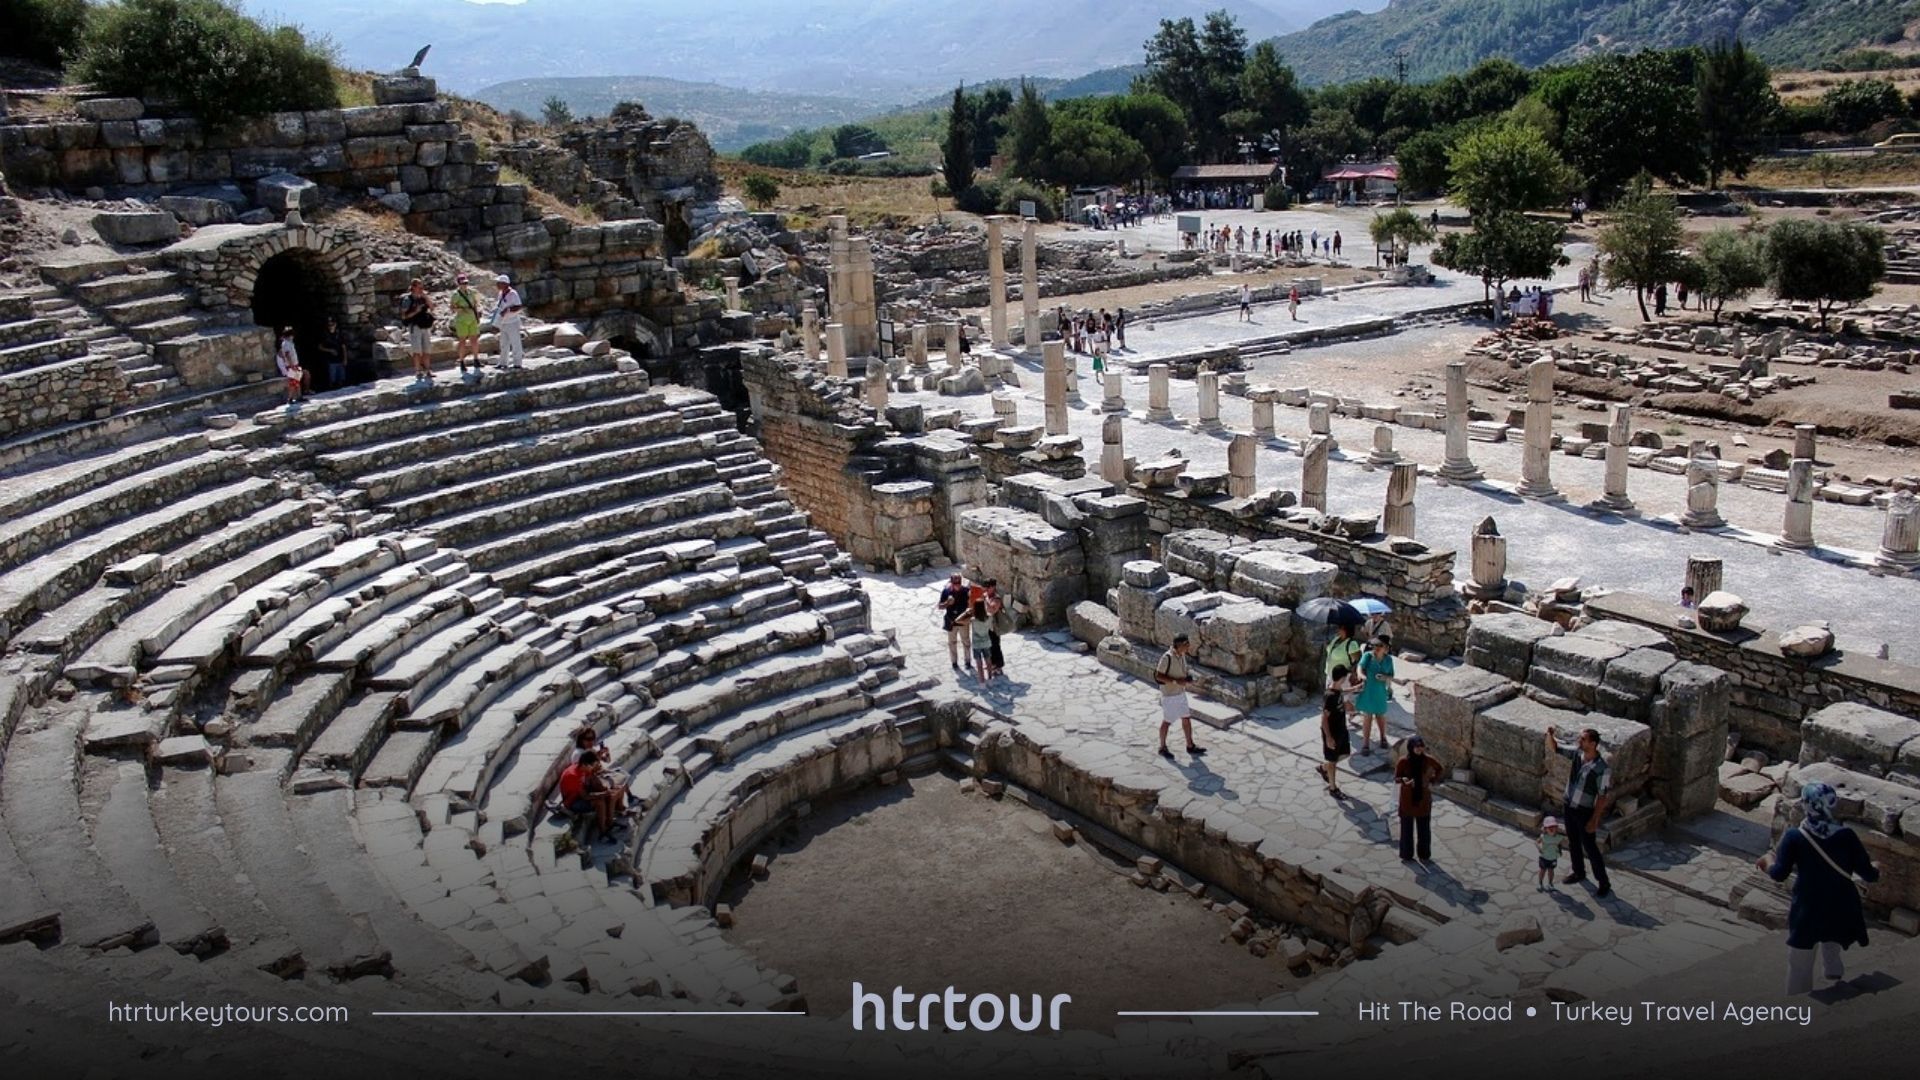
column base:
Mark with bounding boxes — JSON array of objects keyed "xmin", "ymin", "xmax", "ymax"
[
  {"xmin": 1680, "ymin": 512, "xmax": 1727, "ymax": 530},
  {"xmin": 1462, "ymin": 582, "xmax": 1508, "ymax": 601},
  {"xmin": 1775, "ymin": 535, "xmax": 1815, "ymax": 551},
  {"xmin": 1438, "ymin": 461, "xmax": 1484, "ymax": 483},
  {"xmin": 1145, "ymin": 408, "xmax": 1175, "ymax": 422},
  {"xmin": 1876, "ymin": 550, "xmax": 1920, "ymax": 570},
  {"xmin": 1102, "ymin": 400, "xmax": 1128, "ymax": 413},
  {"xmin": 1515, "ymin": 481, "xmax": 1562, "ymax": 500},
  {"xmin": 1367, "ymin": 452, "xmax": 1401, "ymax": 468},
  {"xmin": 1589, "ymin": 495, "xmax": 1637, "ymax": 516},
  {"xmin": 1192, "ymin": 419, "xmax": 1223, "ymax": 433}
]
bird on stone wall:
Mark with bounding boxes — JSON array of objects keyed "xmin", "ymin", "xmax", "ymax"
[{"xmin": 407, "ymin": 45, "xmax": 431, "ymax": 71}]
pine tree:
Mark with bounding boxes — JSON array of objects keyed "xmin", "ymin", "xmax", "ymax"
[
  {"xmin": 943, "ymin": 85, "xmax": 975, "ymax": 199},
  {"xmin": 1697, "ymin": 40, "xmax": 1778, "ymax": 189}
]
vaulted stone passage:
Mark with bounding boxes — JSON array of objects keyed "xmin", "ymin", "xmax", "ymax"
[{"xmin": 250, "ymin": 250, "xmax": 357, "ymax": 389}]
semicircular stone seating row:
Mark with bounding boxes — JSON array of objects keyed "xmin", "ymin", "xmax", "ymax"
[{"xmin": 0, "ymin": 337, "xmax": 971, "ymax": 1043}]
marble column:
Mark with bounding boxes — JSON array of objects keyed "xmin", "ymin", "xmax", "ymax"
[
  {"xmin": 1250, "ymin": 392, "xmax": 1277, "ymax": 439},
  {"xmin": 1194, "ymin": 369, "xmax": 1221, "ymax": 431},
  {"xmin": 1021, "ymin": 217, "xmax": 1040, "ymax": 353},
  {"xmin": 1064, "ymin": 353, "xmax": 1083, "ymax": 406},
  {"xmin": 1146, "ymin": 364, "xmax": 1173, "ymax": 422},
  {"xmin": 1384, "ymin": 461, "xmax": 1418, "ymax": 538},
  {"xmin": 1594, "ymin": 403, "xmax": 1636, "ymax": 514},
  {"xmin": 1877, "ymin": 490, "xmax": 1920, "ymax": 570},
  {"xmin": 1439, "ymin": 360, "xmax": 1484, "ymax": 482},
  {"xmin": 909, "ymin": 324, "xmax": 930, "ymax": 373},
  {"xmin": 1684, "ymin": 555, "xmax": 1722, "ymax": 601},
  {"xmin": 1680, "ymin": 443, "xmax": 1725, "ymax": 529},
  {"xmin": 865, "ymin": 360, "xmax": 888, "ymax": 409},
  {"xmin": 987, "ymin": 215, "xmax": 1011, "ymax": 350},
  {"xmin": 827, "ymin": 215, "xmax": 850, "ymax": 334},
  {"xmin": 1043, "ymin": 340, "xmax": 1069, "ymax": 436},
  {"xmin": 825, "ymin": 323, "xmax": 848, "ymax": 379},
  {"xmin": 1228, "ymin": 433, "xmax": 1258, "ymax": 498},
  {"xmin": 1102, "ymin": 370, "xmax": 1126, "ymax": 412},
  {"xmin": 992, "ymin": 391, "xmax": 1018, "ymax": 426},
  {"xmin": 1367, "ymin": 425, "xmax": 1398, "ymax": 466},
  {"xmin": 1101, "ymin": 414, "xmax": 1128, "ymax": 485},
  {"xmin": 1465, "ymin": 516, "xmax": 1507, "ymax": 600},
  {"xmin": 723, "ymin": 276, "xmax": 741, "ymax": 311},
  {"xmin": 1301, "ymin": 434, "xmax": 1330, "ymax": 512},
  {"xmin": 945, "ymin": 322, "xmax": 965, "ymax": 369},
  {"xmin": 847, "ymin": 236, "xmax": 878, "ymax": 355},
  {"xmin": 1780, "ymin": 458, "xmax": 1816, "ymax": 549},
  {"xmin": 801, "ymin": 302, "xmax": 821, "ymax": 361},
  {"xmin": 1306, "ymin": 402, "xmax": 1336, "ymax": 454},
  {"xmin": 1794, "ymin": 423, "xmax": 1817, "ymax": 462},
  {"xmin": 1516, "ymin": 357, "xmax": 1559, "ymax": 499}
]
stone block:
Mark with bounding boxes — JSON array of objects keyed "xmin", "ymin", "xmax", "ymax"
[
  {"xmin": 1801, "ymin": 702, "xmax": 1920, "ymax": 776},
  {"xmin": 1121, "ymin": 560, "xmax": 1168, "ymax": 589},
  {"xmin": 1652, "ymin": 661, "xmax": 1730, "ymax": 740},
  {"xmin": 1225, "ymin": 549, "xmax": 1337, "ymax": 609},
  {"xmin": 1790, "ymin": 762, "xmax": 1920, "ymax": 836},
  {"xmin": 1413, "ymin": 665, "xmax": 1520, "ymax": 765},
  {"xmin": 256, "ymin": 171, "xmax": 320, "ymax": 212},
  {"xmin": 373, "ymin": 74, "xmax": 439, "ymax": 105},
  {"xmin": 91, "ymin": 210, "xmax": 179, "ymax": 246},
  {"xmin": 1543, "ymin": 712, "xmax": 1654, "ymax": 803},
  {"xmin": 76, "ymin": 97, "xmax": 144, "ymax": 121},
  {"xmin": 156, "ymin": 195, "xmax": 234, "ymax": 226},
  {"xmin": 1599, "ymin": 647, "xmax": 1678, "ymax": 706},
  {"xmin": 1526, "ymin": 635, "xmax": 1629, "ymax": 708},
  {"xmin": 1068, "ymin": 600, "xmax": 1119, "ymax": 646},
  {"xmin": 1465, "ymin": 614, "xmax": 1559, "ymax": 681}
]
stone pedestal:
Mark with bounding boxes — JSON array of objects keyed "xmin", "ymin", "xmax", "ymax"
[
  {"xmin": 825, "ymin": 323, "xmax": 849, "ymax": 379},
  {"xmin": 1146, "ymin": 364, "xmax": 1173, "ymax": 422},
  {"xmin": 1367, "ymin": 424, "xmax": 1398, "ymax": 466},
  {"xmin": 800, "ymin": 302, "xmax": 821, "ymax": 361},
  {"xmin": 1301, "ymin": 434, "xmax": 1331, "ymax": 512},
  {"xmin": 1194, "ymin": 370, "xmax": 1222, "ymax": 431},
  {"xmin": 723, "ymin": 276, "xmax": 742, "ymax": 312},
  {"xmin": 1465, "ymin": 516, "xmax": 1507, "ymax": 600},
  {"xmin": 1593, "ymin": 402, "xmax": 1636, "ymax": 514},
  {"xmin": 1102, "ymin": 370, "xmax": 1126, "ymax": 412},
  {"xmin": 1101, "ymin": 414, "xmax": 1128, "ymax": 485},
  {"xmin": 945, "ymin": 322, "xmax": 965, "ymax": 369},
  {"xmin": 1685, "ymin": 556, "xmax": 1723, "ymax": 601},
  {"xmin": 1227, "ymin": 433, "xmax": 1257, "ymax": 498},
  {"xmin": 1681, "ymin": 446, "xmax": 1725, "ymax": 529},
  {"xmin": 1308, "ymin": 401, "xmax": 1331, "ymax": 437},
  {"xmin": 992, "ymin": 392, "xmax": 1018, "ymax": 426},
  {"xmin": 1878, "ymin": 490, "xmax": 1920, "ymax": 570},
  {"xmin": 1043, "ymin": 341, "xmax": 1070, "ymax": 437},
  {"xmin": 1384, "ymin": 461, "xmax": 1418, "ymax": 538},
  {"xmin": 1064, "ymin": 355, "xmax": 1084, "ymax": 406},
  {"xmin": 1780, "ymin": 459, "xmax": 1815, "ymax": 549},
  {"xmin": 1794, "ymin": 423, "xmax": 1817, "ymax": 462},
  {"xmin": 1021, "ymin": 217, "xmax": 1041, "ymax": 353},
  {"xmin": 1439, "ymin": 360, "xmax": 1484, "ymax": 482},
  {"xmin": 828, "ymin": 215, "xmax": 879, "ymax": 356},
  {"xmin": 987, "ymin": 216, "xmax": 1011, "ymax": 350},
  {"xmin": 865, "ymin": 361, "xmax": 889, "ymax": 409},
  {"xmin": 1517, "ymin": 358, "xmax": 1559, "ymax": 499},
  {"xmin": 909, "ymin": 324, "xmax": 930, "ymax": 373},
  {"xmin": 1250, "ymin": 393, "xmax": 1277, "ymax": 438}
]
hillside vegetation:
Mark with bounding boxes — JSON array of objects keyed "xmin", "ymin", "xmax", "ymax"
[
  {"xmin": 1270, "ymin": 0, "xmax": 1920, "ymax": 86},
  {"xmin": 474, "ymin": 76, "xmax": 874, "ymax": 152}
]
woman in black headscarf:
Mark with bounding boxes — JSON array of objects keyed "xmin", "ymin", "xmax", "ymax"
[
  {"xmin": 1394, "ymin": 735, "xmax": 1445, "ymax": 863},
  {"xmin": 1758, "ymin": 780, "xmax": 1879, "ymax": 994}
]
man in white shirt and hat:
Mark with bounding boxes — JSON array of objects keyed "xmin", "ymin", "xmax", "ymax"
[{"xmin": 492, "ymin": 273, "xmax": 524, "ymax": 369}]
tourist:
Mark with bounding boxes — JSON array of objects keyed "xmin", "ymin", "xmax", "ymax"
[
  {"xmin": 1429, "ymin": 208, "xmax": 1440, "ymax": 229},
  {"xmin": 1354, "ymin": 635, "xmax": 1401, "ymax": 754},
  {"xmin": 450, "ymin": 272, "xmax": 484, "ymax": 375},
  {"xmin": 313, "ymin": 315, "xmax": 347, "ymax": 389},
  {"xmin": 1676, "ymin": 279, "xmax": 1689, "ymax": 310},
  {"xmin": 1654, "ymin": 282, "xmax": 1668, "ymax": 317},
  {"xmin": 1577, "ymin": 265, "xmax": 1590, "ymax": 303},
  {"xmin": 959, "ymin": 598, "xmax": 994, "ymax": 682},
  {"xmin": 1536, "ymin": 816, "xmax": 1563, "ymax": 891},
  {"xmin": 981, "ymin": 578, "xmax": 1009, "ymax": 677},
  {"xmin": 1757, "ymin": 781, "xmax": 1880, "ymax": 994},
  {"xmin": 558, "ymin": 753, "xmax": 621, "ymax": 843},
  {"xmin": 1239, "ymin": 283, "xmax": 1252, "ymax": 322},
  {"xmin": 1317, "ymin": 664, "xmax": 1353, "ymax": 797},
  {"xmin": 1153, "ymin": 633, "xmax": 1206, "ymax": 759},
  {"xmin": 1394, "ymin": 735, "xmax": 1444, "ymax": 861},
  {"xmin": 572, "ymin": 725, "xmax": 611, "ymax": 767},
  {"xmin": 1324, "ymin": 622, "xmax": 1364, "ymax": 693},
  {"xmin": 275, "ymin": 327, "xmax": 306, "ymax": 404},
  {"xmin": 401, "ymin": 278, "xmax": 434, "ymax": 380},
  {"xmin": 1115, "ymin": 307, "xmax": 1127, "ymax": 350},
  {"xmin": 1332, "ymin": 230, "xmax": 1342, "ymax": 258},
  {"xmin": 1545, "ymin": 725, "xmax": 1614, "ymax": 898},
  {"xmin": 958, "ymin": 324, "xmax": 971, "ymax": 355},
  {"xmin": 936, "ymin": 571, "xmax": 971, "ymax": 671},
  {"xmin": 1288, "ymin": 284, "xmax": 1301, "ymax": 322},
  {"xmin": 1680, "ymin": 585, "xmax": 1696, "ymax": 608},
  {"xmin": 1310, "ymin": 229, "xmax": 1319, "ymax": 256},
  {"xmin": 492, "ymin": 273, "xmax": 525, "ymax": 369}
]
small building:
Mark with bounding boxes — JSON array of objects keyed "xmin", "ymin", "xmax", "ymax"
[
  {"xmin": 1323, "ymin": 161, "xmax": 1399, "ymax": 204},
  {"xmin": 1171, "ymin": 163, "xmax": 1285, "ymax": 192}
]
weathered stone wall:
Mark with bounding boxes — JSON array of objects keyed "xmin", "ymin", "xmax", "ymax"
[
  {"xmin": 1585, "ymin": 591, "xmax": 1920, "ymax": 761},
  {"xmin": 0, "ymin": 353, "xmax": 133, "ymax": 431},
  {"xmin": 955, "ymin": 507, "xmax": 1088, "ymax": 627},
  {"xmin": 1773, "ymin": 761, "xmax": 1920, "ymax": 919}
]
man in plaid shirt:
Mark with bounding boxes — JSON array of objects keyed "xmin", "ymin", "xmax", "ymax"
[{"xmin": 1546, "ymin": 725, "xmax": 1614, "ymax": 898}]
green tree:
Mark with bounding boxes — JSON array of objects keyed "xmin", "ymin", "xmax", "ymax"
[
  {"xmin": 71, "ymin": 0, "xmax": 338, "ymax": 128},
  {"xmin": 1286, "ymin": 104, "xmax": 1364, "ymax": 195},
  {"xmin": 971, "ymin": 86, "xmax": 1013, "ymax": 167},
  {"xmin": 741, "ymin": 173, "xmax": 780, "ymax": 209},
  {"xmin": 1142, "ymin": 10, "xmax": 1247, "ymax": 161},
  {"xmin": 1100, "ymin": 92, "xmax": 1188, "ymax": 188},
  {"xmin": 1039, "ymin": 108, "xmax": 1148, "ymax": 189},
  {"xmin": 1368, "ymin": 207, "xmax": 1437, "ymax": 264},
  {"xmin": 942, "ymin": 85, "xmax": 975, "ymax": 199},
  {"xmin": 1394, "ymin": 127, "xmax": 1456, "ymax": 195},
  {"xmin": 1766, "ymin": 218, "xmax": 1887, "ymax": 329},
  {"xmin": 1239, "ymin": 41, "xmax": 1308, "ymax": 143},
  {"xmin": 1696, "ymin": 40, "xmax": 1779, "ymax": 188},
  {"xmin": 739, "ymin": 131, "xmax": 814, "ymax": 170},
  {"xmin": 541, "ymin": 96, "xmax": 573, "ymax": 126},
  {"xmin": 1597, "ymin": 175, "xmax": 1686, "ymax": 321},
  {"xmin": 1447, "ymin": 122, "xmax": 1575, "ymax": 217},
  {"xmin": 830, "ymin": 124, "xmax": 888, "ymax": 159},
  {"xmin": 4, "ymin": 0, "xmax": 91, "ymax": 68},
  {"xmin": 1693, "ymin": 227, "xmax": 1770, "ymax": 323},
  {"xmin": 1007, "ymin": 79, "xmax": 1052, "ymax": 180},
  {"xmin": 1550, "ymin": 50, "xmax": 1706, "ymax": 201},
  {"xmin": 1821, "ymin": 78, "xmax": 1906, "ymax": 132},
  {"xmin": 1432, "ymin": 211, "xmax": 1568, "ymax": 314}
]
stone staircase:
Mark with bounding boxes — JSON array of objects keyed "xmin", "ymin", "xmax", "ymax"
[{"xmin": 30, "ymin": 253, "xmax": 203, "ymax": 397}]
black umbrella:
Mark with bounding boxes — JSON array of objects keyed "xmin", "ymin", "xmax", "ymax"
[{"xmin": 1296, "ymin": 597, "xmax": 1366, "ymax": 627}]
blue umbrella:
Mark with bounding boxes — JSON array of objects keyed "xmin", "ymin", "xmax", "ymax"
[{"xmin": 1349, "ymin": 598, "xmax": 1392, "ymax": 617}]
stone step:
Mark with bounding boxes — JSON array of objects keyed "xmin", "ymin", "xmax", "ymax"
[
  {"xmin": 528, "ymin": 534, "xmax": 773, "ymax": 619},
  {"xmin": 0, "ymin": 475, "xmax": 281, "ymax": 652},
  {"xmin": 145, "ymin": 765, "xmax": 292, "ymax": 952},
  {"xmin": 152, "ymin": 535, "xmax": 394, "ymax": 669},
  {"xmin": 486, "ymin": 505, "xmax": 760, "ymax": 596},
  {"xmin": 311, "ymin": 584, "xmax": 478, "ymax": 675},
  {"xmin": 247, "ymin": 671, "xmax": 356, "ymax": 756},
  {"xmin": 283, "ymin": 369, "xmax": 650, "ymax": 452},
  {"xmin": 0, "ymin": 448, "xmax": 238, "ymax": 575},
  {"xmin": 387, "ymin": 434, "xmax": 713, "ymax": 526},
  {"xmin": 415, "ymin": 672, "xmax": 588, "ymax": 803},
  {"xmin": 36, "ymin": 252, "xmax": 148, "ymax": 287},
  {"xmin": 0, "ymin": 334, "xmax": 87, "ymax": 375},
  {"xmin": 103, "ymin": 291, "xmax": 194, "ymax": 327},
  {"xmin": 0, "ymin": 716, "xmax": 158, "ymax": 950},
  {"xmin": 243, "ymin": 559, "xmax": 459, "ymax": 669},
  {"xmin": 300, "ymin": 692, "xmax": 402, "ymax": 780},
  {"xmin": 126, "ymin": 314, "xmax": 206, "ymax": 344},
  {"xmin": 400, "ymin": 638, "xmax": 546, "ymax": 733},
  {"xmin": 360, "ymin": 728, "xmax": 439, "ymax": 792},
  {"xmin": 0, "ymin": 291, "xmax": 38, "ymax": 320},
  {"xmin": 72, "ymin": 269, "xmax": 184, "ymax": 307},
  {"xmin": 86, "ymin": 760, "xmax": 228, "ymax": 955},
  {"xmin": 0, "ymin": 315, "xmax": 65, "ymax": 350},
  {"xmin": 643, "ymin": 637, "xmax": 854, "ymax": 735},
  {"xmin": 461, "ymin": 483, "xmax": 739, "ymax": 573},
  {"xmin": 0, "ymin": 432, "xmax": 208, "ymax": 526},
  {"xmin": 692, "ymin": 676, "xmax": 871, "ymax": 763},
  {"xmin": 214, "ymin": 760, "xmax": 394, "ymax": 978},
  {"xmin": 368, "ymin": 609, "xmax": 509, "ymax": 701},
  {"xmin": 417, "ymin": 459, "xmax": 723, "ymax": 548}
]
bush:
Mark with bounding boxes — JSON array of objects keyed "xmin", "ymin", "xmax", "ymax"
[
  {"xmin": 2, "ymin": 0, "xmax": 92, "ymax": 69},
  {"xmin": 741, "ymin": 173, "xmax": 779, "ymax": 208},
  {"xmin": 820, "ymin": 157, "xmax": 934, "ymax": 178},
  {"xmin": 1263, "ymin": 183, "xmax": 1292, "ymax": 210},
  {"xmin": 1821, "ymin": 79, "xmax": 1906, "ymax": 133},
  {"xmin": 70, "ymin": 0, "xmax": 338, "ymax": 128}
]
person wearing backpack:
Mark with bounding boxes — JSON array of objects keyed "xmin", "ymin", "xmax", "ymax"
[
  {"xmin": 1758, "ymin": 781, "xmax": 1881, "ymax": 994},
  {"xmin": 401, "ymin": 278, "xmax": 435, "ymax": 381}
]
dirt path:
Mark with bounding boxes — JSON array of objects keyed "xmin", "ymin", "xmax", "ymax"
[{"xmin": 718, "ymin": 776, "xmax": 1300, "ymax": 1032}]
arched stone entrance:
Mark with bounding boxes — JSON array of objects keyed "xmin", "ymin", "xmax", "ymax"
[{"xmin": 252, "ymin": 249, "xmax": 357, "ymax": 390}]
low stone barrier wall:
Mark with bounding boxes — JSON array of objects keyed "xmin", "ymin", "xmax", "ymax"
[{"xmin": 0, "ymin": 354, "xmax": 133, "ymax": 432}]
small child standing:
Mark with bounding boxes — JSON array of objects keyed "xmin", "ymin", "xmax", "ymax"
[
  {"xmin": 1537, "ymin": 816, "xmax": 1564, "ymax": 891},
  {"xmin": 964, "ymin": 599, "xmax": 994, "ymax": 682}
]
